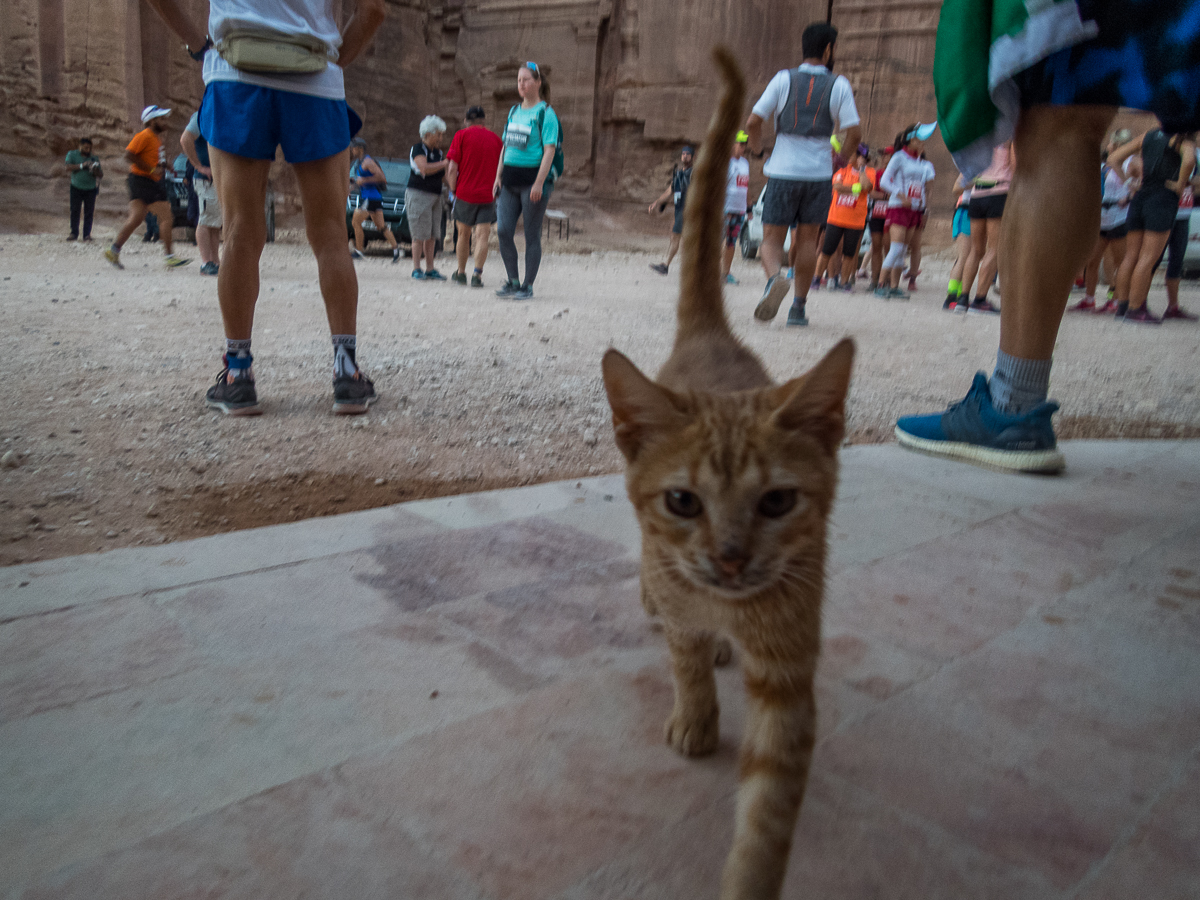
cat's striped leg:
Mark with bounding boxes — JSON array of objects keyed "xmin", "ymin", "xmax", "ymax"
[
  {"xmin": 719, "ymin": 670, "xmax": 816, "ymax": 900},
  {"xmin": 662, "ymin": 624, "xmax": 721, "ymax": 756}
]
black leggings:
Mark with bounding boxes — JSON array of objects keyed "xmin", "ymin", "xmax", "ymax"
[
  {"xmin": 821, "ymin": 223, "xmax": 863, "ymax": 258},
  {"xmin": 1153, "ymin": 216, "xmax": 1190, "ymax": 279}
]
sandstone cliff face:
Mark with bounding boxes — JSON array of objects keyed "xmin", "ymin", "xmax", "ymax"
[{"xmin": 0, "ymin": 0, "xmax": 969, "ymax": 221}]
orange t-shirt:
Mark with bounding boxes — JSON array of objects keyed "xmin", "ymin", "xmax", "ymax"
[
  {"xmin": 127, "ymin": 128, "xmax": 163, "ymax": 181},
  {"xmin": 826, "ymin": 165, "xmax": 873, "ymax": 229}
]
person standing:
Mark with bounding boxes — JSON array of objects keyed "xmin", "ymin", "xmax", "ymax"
[
  {"xmin": 814, "ymin": 142, "xmax": 873, "ymax": 292},
  {"xmin": 944, "ymin": 175, "xmax": 974, "ymax": 309},
  {"xmin": 866, "ymin": 146, "xmax": 893, "ymax": 291},
  {"xmin": 960, "ymin": 141, "xmax": 1013, "ymax": 313},
  {"xmin": 140, "ymin": 0, "xmax": 386, "ymax": 416},
  {"xmin": 745, "ymin": 21, "xmax": 861, "ymax": 328},
  {"xmin": 1160, "ymin": 181, "xmax": 1197, "ymax": 320},
  {"xmin": 1069, "ymin": 145, "xmax": 1130, "ymax": 313},
  {"xmin": 494, "ymin": 61, "xmax": 560, "ymax": 300},
  {"xmin": 877, "ymin": 123, "xmax": 936, "ymax": 299},
  {"xmin": 896, "ymin": 0, "xmax": 1200, "ymax": 474},
  {"xmin": 721, "ymin": 132, "xmax": 752, "ymax": 284},
  {"xmin": 181, "ymin": 112, "xmax": 222, "ymax": 274},
  {"xmin": 65, "ymin": 137, "xmax": 102, "ymax": 242},
  {"xmin": 349, "ymin": 137, "xmax": 400, "ymax": 263},
  {"xmin": 446, "ymin": 106, "xmax": 503, "ymax": 287},
  {"xmin": 1109, "ymin": 128, "xmax": 1196, "ymax": 324},
  {"xmin": 648, "ymin": 145, "xmax": 694, "ymax": 275},
  {"xmin": 104, "ymin": 106, "xmax": 189, "ymax": 269},
  {"xmin": 406, "ymin": 116, "xmax": 449, "ymax": 280}
]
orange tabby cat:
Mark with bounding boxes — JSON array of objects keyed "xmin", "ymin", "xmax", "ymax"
[{"xmin": 601, "ymin": 47, "xmax": 854, "ymax": 900}]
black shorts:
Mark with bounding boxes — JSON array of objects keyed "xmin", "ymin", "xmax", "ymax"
[
  {"xmin": 127, "ymin": 174, "xmax": 167, "ymax": 205},
  {"xmin": 1099, "ymin": 223, "xmax": 1128, "ymax": 241},
  {"xmin": 672, "ymin": 205, "xmax": 685, "ymax": 235},
  {"xmin": 364, "ymin": 198, "xmax": 383, "ymax": 212},
  {"xmin": 821, "ymin": 224, "xmax": 864, "ymax": 258},
  {"xmin": 453, "ymin": 199, "xmax": 497, "ymax": 226},
  {"xmin": 1126, "ymin": 186, "xmax": 1180, "ymax": 233},
  {"xmin": 762, "ymin": 177, "xmax": 832, "ymax": 227},
  {"xmin": 868, "ymin": 215, "xmax": 886, "ymax": 234},
  {"xmin": 968, "ymin": 193, "xmax": 1007, "ymax": 220}
]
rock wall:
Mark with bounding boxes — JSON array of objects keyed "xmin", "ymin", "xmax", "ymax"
[{"xmin": 1, "ymin": 0, "xmax": 1139, "ymax": 225}]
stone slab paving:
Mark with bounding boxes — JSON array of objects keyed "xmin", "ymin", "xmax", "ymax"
[{"xmin": 2, "ymin": 441, "xmax": 1198, "ymax": 900}]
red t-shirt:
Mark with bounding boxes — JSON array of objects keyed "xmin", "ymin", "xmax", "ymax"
[{"xmin": 446, "ymin": 124, "xmax": 504, "ymax": 205}]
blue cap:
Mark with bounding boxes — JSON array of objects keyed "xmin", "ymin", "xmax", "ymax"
[{"xmin": 912, "ymin": 122, "xmax": 938, "ymax": 141}]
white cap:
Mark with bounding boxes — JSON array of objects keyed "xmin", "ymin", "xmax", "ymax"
[{"xmin": 141, "ymin": 105, "xmax": 171, "ymax": 123}]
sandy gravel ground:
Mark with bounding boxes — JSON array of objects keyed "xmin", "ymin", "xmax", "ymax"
[{"xmin": 2, "ymin": 225, "xmax": 1199, "ymax": 566}]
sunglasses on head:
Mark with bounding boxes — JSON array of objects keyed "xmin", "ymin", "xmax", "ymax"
[{"xmin": 525, "ymin": 61, "xmax": 539, "ymax": 75}]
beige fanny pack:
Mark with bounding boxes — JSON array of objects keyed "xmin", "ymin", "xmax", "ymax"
[{"xmin": 216, "ymin": 29, "xmax": 333, "ymax": 74}]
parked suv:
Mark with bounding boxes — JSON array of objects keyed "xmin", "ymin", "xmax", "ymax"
[{"xmin": 345, "ymin": 156, "xmax": 447, "ymax": 249}]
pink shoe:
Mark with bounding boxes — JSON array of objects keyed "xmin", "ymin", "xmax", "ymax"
[
  {"xmin": 1093, "ymin": 299, "xmax": 1120, "ymax": 315},
  {"xmin": 1161, "ymin": 305, "xmax": 1198, "ymax": 321},
  {"xmin": 1123, "ymin": 305, "xmax": 1161, "ymax": 325},
  {"xmin": 1068, "ymin": 296, "xmax": 1096, "ymax": 312}
]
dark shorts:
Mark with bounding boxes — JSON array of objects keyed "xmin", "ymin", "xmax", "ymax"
[
  {"xmin": 723, "ymin": 213, "xmax": 746, "ymax": 246},
  {"xmin": 868, "ymin": 215, "xmax": 886, "ymax": 234},
  {"xmin": 1099, "ymin": 222, "xmax": 1127, "ymax": 241},
  {"xmin": 453, "ymin": 198, "xmax": 497, "ymax": 226},
  {"xmin": 199, "ymin": 81, "xmax": 351, "ymax": 164},
  {"xmin": 127, "ymin": 173, "xmax": 167, "ymax": 205},
  {"xmin": 1012, "ymin": 1, "xmax": 1200, "ymax": 133},
  {"xmin": 1126, "ymin": 186, "xmax": 1180, "ymax": 234},
  {"xmin": 968, "ymin": 193, "xmax": 1007, "ymax": 220},
  {"xmin": 672, "ymin": 204, "xmax": 685, "ymax": 235},
  {"xmin": 363, "ymin": 198, "xmax": 383, "ymax": 212},
  {"xmin": 762, "ymin": 177, "xmax": 832, "ymax": 227},
  {"xmin": 821, "ymin": 224, "xmax": 864, "ymax": 257}
]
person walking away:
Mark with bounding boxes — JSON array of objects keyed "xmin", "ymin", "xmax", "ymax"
[
  {"xmin": 141, "ymin": 0, "xmax": 385, "ymax": 416},
  {"xmin": 1070, "ymin": 143, "xmax": 1130, "ymax": 313},
  {"xmin": 1155, "ymin": 177, "xmax": 1198, "ymax": 320},
  {"xmin": 648, "ymin": 145, "xmax": 694, "ymax": 275},
  {"xmin": 877, "ymin": 123, "xmax": 936, "ymax": 299},
  {"xmin": 815, "ymin": 142, "xmax": 873, "ymax": 293},
  {"xmin": 944, "ymin": 174, "xmax": 974, "ymax": 309},
  {"xmin": 446, "ymin": 106, "xmax": 503, "ymax": 287},
  {"xmin": 407, "ymin": 117, "xmax": 448, "ymax": 279},
  {"xmin": 746, "ymin": 21, "xmax": 861, "ymax": 327},
  {"xmin": 181, "ymin": 112, "xmax": 222, "ymax": 274},
  {"xmin": 1108, "ymin": 128, "xmax": 1196, "ymax": 324},
  {"xmin": 959, "ymin": 140, "xmax": 1012, "ymax": 313},
  {"xmin": 348, "ymin": 138, "xmax": 399, "ymax": 262},
  {"xmin": 104, "ymin": 106, "xmax": 189, "ymax": 269},
  {"xmin": 65, "ymin": 137, "xmax": 102, "ymax": 241},
  {"xmin": 494, "ymin": 61, "xmax": 560, "ymax": 300},
  {"xmin": 896, "ymin": 0, "xmax": 1200, "ymax": 473},
  {"xmin": 866, "ymin": 146, "xmax": 892, "ymax": 290},
  {"xmin": 721, "ymin": 131, "xmax": 752, "ymax": 284}
]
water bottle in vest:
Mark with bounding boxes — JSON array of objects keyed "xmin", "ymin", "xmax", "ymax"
[{"xmin": 777, "ymin": 68, "xmax": 836, "ymax": 138}]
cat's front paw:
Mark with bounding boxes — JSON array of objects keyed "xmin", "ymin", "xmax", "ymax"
[{"xmin": 665, "ymin": 705, "xmax": 720, "ymax": 756}]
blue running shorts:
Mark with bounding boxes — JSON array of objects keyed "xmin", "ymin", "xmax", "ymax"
[
  {"xmin": 198, "ymin": 82, "xmax": 351, "ymax": 164},
  {"xmin": 952, "ymin": 206, "xmax": 971, "ymax": 239}
]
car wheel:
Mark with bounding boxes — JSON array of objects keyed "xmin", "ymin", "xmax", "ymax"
[{"xmin": 740, "ymin": 227, "xmax": 757, "ymax": 260}]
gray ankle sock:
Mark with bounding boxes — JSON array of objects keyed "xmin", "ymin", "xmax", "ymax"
[{"xmin": 990, "ymin": 350, "xmax": 1052, "ymax": 415}]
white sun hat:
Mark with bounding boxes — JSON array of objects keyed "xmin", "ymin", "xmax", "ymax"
[{"xmin": 141, "ymin": 105, "xmax": 172, "ymax": 123}]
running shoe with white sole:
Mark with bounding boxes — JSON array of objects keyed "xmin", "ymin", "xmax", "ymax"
[
  {"xmin": 164, "ymin": 255, "xmax": 191, "ymax": 268},
  {"xmin": 895, "ymin": 372, "xmax": 1064, "ymax": 474},
  {"xmin": 754, "ymin": 274, "xmax": 791, "ymax": 321},
  {"xmin": 333, "ymin": 371, "xmax": 377, "ymax": 414},
  {"xmin": 205, "ymin": 366, "xmax": 262, "ymax": 416}
]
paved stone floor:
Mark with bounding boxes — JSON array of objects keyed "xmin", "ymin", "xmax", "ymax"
[{"xmin": 2, "ymin": 441, "xmax": 1198, "ymax": 900}]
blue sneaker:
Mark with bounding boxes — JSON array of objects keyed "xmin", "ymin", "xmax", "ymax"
[
  {"xmin": 895, "ymin": 372, "xmax": 1065, "ymax": 473},
  {"xmin": 411, "ymin": 269, "xmax": 425, "ymax": 280},
  {"xmin": 424, "ymin": 268, "xmax": 447, "ymax": 281},
  {"xmin": 725, "ymin": 273, "xmax": 739, "ymax": 285},
  {"xmin": 785, "ymin": 299, "xmax": 808, "ymax": 327}
]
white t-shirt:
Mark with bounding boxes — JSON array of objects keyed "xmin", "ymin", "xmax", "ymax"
[
  {"xmin": 752, "ymin": 64, "xmax": 860, "ymax": 182},
  {"xmin": 879, "ymin": 150, "xmax": 935, "ymax": 210},
  {"xmin": 1099, "ymin": 164, "xmax": 1130, "ymax": 231},
  {"xmin": 725, "ymin": 157, "xmax": 750, "ymax": 214},
  {"xmin": 203, "ymin": 0, "xmax": 345, "ymax": 100}
]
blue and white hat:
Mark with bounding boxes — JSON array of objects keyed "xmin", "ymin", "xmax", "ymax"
[{"xmin": 141, "ymin": 105, "xmax": 171, "ymax": 123}]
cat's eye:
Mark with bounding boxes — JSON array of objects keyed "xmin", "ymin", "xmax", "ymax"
[
  {"xmin": 758, "ymin": 489, "xmax": 798, "ymax": 518},
  {"xmin": 664, "ymin": 489, "xmax": 703, "ymax": 518}
]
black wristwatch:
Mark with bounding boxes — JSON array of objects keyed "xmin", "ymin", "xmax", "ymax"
[{"xmin": 187, "ymin": 36, "xmax": 213, "ymax": 62}]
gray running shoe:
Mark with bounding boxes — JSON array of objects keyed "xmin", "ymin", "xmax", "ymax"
[
  {"xmin": 333, "ymin": 371, "xmax": 377, "ymax": 415},
  {"xmin": 206, "ymin": 366, "xmax": 261, "ymax": 416},
  {"xmin": 785, "ymin": 299, "xmax": 809, "ymax": 327},
  {"xmin": 754, "ymin": 274, "xmax": 791, "ymax": 321},
  {"xmin": 495, "ymin": 279, "xmax": 521, "ymax": 297}
]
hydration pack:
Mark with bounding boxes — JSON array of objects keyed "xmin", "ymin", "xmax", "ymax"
[{"xmin": 777, "ymin": 68, "xmax": 836, "ymax": 138}]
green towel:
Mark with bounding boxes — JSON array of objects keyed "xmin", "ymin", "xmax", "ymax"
[{"xmin": 933, "ymin": 0, "xmax": 1097, "ymax": 176}]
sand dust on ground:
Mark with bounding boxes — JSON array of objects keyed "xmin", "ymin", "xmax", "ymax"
[{"xmin": 2, "ymin": 223, "xmax": 1199, "ymax": 566}]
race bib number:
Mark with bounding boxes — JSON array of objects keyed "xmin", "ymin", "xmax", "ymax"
[
  {"xmin": 836, "ymin": 193, "xmax": 857, "ymax": 207},
  {"xmin": 907, "ymin": 184, "xmax": 924, "ymax": 209},
  {"xmin": 1181, "ymin": 187, "xmax": 1194, "ymax": 210},
  {"xmin": 504, "ymin": 122, "xmax": 532, "ymax": 150},
  {"xmin": 673, "ymin": 191, "xmax": 681, "ymax": 204}
]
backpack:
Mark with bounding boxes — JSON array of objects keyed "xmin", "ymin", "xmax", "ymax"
[
  {"xmin": 508, "ymin": 104, "xmax": 564, "ymax": 184},
  {"xmin": 777, "ymin": 68, "xmax": 836, "ymax": 138}
]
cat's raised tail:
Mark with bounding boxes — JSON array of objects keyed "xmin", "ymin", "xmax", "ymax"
[{"xmin": 677, "ymin": 46, "xmax": 745, "ymax": 340}]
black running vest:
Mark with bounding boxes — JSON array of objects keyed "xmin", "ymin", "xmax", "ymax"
[{"xmin": 777, "ymin": 68, "xmax": 836, "ymax": 138}]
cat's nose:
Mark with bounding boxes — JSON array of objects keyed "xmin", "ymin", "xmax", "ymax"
[{"xmin": 714, "ymin": 546, "xmax": 749, "ymax": 577}]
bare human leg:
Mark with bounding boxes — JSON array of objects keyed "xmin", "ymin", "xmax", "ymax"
[
  {"xmin": 472, "ymin": 223, "xmax": 491, "ymax": 272},
  {"xmin": 455, "ymin": 219, "xmax": 471, "ymax": 275},
  {"xmin": 114, "ymin": 200, "xmax": 149, "ymax": 248},
  {"xmin": 351, "ymin": 208, "xmax": 369, "ymax": 252},
  {"xmin": 292, "ymin": 148, "xmax": 358, "ymax": 336},
  {"xmin": 210, "ymin": 147, "xmax": 271, "ymax": 340}
]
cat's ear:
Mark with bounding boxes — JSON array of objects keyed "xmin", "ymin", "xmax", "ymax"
[
  {"xmin": 769, "ymin": 338, "xmax": 855, "ymax": 454},
  {"xmin": 602, "ymin": 349, "xmax": 687, "ymax": 461}
]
